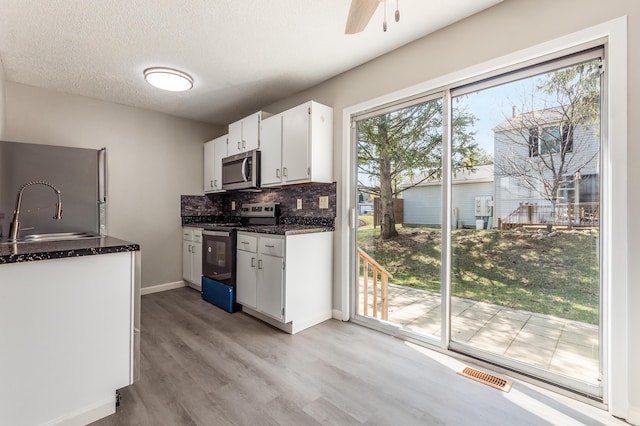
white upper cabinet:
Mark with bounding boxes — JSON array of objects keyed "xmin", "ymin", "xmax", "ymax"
[
  {"xmin": 260, "ymin": 113, "xmax": 283, "ymax": 187},
  {"xmin": 204, "ymin": 134, "xmax": 227, "ymax": 193},
  {"xmin": 261, "ymin": 101, "xmax": 333, "ymax": 187},
  {"xmin": 228, "ymin": 111, "xmax": 271, "ymax": 154}
]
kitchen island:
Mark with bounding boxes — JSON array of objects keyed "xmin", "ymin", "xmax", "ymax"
[{"xmin": 0, "ymin": 236, "xmax": 140, "ymax": 426}]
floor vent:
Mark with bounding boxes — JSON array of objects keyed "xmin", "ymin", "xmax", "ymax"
[{"xmin": 458, "ymin": 367, "xmax": 512, "ymax": 393}]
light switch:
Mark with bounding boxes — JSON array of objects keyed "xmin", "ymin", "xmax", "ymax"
[
  {"xmin": 297, "ymin": 199, "xmax": 303, "ymax": 210},
  {"xmin": 231, "ymin": 201, "xmax": 236, "ymax": 210},
  {"xmin": 319, "ymin": 196, "xmax": 329, "ymax": 209}
]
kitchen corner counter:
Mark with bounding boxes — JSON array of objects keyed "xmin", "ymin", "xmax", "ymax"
[
  {"xmin": 237, "ymin": 224, "xmax": 334, "ymax": 236},
  {"xmin": 0, "ymin": 236, "xmax": 140, "ymax": 264}
]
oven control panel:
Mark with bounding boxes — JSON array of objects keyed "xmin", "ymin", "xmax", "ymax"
[{"xmin": 240, "ymin": 202, "xmax": 280, "ymax": 218}]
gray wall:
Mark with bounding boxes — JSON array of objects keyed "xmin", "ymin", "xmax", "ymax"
[
  {"xmin": 0, "ymin": 59, "xmax": 5, "ymax": 139},
  {"xmin": 4, "ymin": 82, "xmax": 221, "ymax": 288},
  {"xmin": 261, "ymin": 0, "xmax": 640, "ymax": 417}
]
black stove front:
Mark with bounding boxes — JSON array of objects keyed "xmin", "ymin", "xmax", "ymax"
[{"xmin": 200, "ymin": 202, "xmax": 280, "ymax": 313}]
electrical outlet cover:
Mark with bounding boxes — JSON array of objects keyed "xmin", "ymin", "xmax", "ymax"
[
  {"xmin": 297, "ymin": 199, "xmax": 303, "ymax": 210},
  {"xmin": 319, "ymin": 196, "xmax": 329, "ymax": 209},
  {"xmin": 231, "ymin": 201, "xmax": 236, "ymax": 210}
]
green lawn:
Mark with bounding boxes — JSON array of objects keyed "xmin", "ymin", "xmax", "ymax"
[{"xmin": 358, "ymin": 218, "xmax": 599, "ymax": 324}]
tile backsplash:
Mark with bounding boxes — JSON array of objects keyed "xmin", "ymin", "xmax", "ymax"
[{"xmin": 181, "ymin": 182, "xmax": 336, "ymax": 224}]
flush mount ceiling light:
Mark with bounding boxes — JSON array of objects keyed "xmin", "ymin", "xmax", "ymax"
[{"xmin": 143, "ymin": 67, "xmax": 193, "ymax": 92}]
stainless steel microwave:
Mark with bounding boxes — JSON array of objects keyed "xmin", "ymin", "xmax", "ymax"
[{"xmin": 221, "ymin": 149, "xmax": 260, "ymax": 190}]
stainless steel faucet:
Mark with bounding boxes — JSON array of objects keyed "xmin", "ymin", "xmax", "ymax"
[{"xmin": 9, "ymin": 180, "xmax": 63, "ymax": 241}]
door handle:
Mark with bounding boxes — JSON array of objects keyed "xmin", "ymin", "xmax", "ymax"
[
  {"xmin": 237, "ymin": 141, "xmax": 241, "ymax": 150},
  {"xmin": 283, "ymin": 167, "xmax": 288, "ymax": 177},
  {"xmin": 276, "ymin": 168, "xmax": 280, "ymax": 178},
  {"xmin": 241, "ymin": 158, "xmax": 249, "ymax": 182},
  {"xmin": 251, "ymin": 257, "xmax": 255, "ymax": 268},
  {"xmin": 258, "ymin": 259, "xmax": 263, "ymax": 269}
]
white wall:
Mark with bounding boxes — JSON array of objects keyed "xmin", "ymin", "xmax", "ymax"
[
  {"xmin": 4, "ymin": 82, "xmax": 221, "ymax": 288},
  {"xmin": 263, "ymin": 0, "xmax": 639, "ymax": 421}
]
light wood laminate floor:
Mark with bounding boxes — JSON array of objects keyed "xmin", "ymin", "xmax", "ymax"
[{"xmin": 93, "ymin": 287, "xmax": 623, "ymax": 425}]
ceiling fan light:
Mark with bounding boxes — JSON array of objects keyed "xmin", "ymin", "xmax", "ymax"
[{"xmin": 144, "ymin": 67, "xmax": 193, "ymax": 92}]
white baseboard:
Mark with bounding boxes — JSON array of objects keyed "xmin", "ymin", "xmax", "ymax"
[
  {"xmin": 332, "ymin": 309, "xmax": 346, "ymax": 321},
  {"xmin": 627, "ymin": 405, "xmax": 640, "ymax": 425},
  {"xmin": 43, "ymin": 396, "xmax": 114, "ymax": 426},
  {"xmin": 141, "ymin": 280, "xmax": 186, "ymax": 295}
]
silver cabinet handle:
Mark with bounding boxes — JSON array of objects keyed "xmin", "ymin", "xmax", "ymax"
[
  {"xmin": 258, "ymin": 259, "xmax": 263, "ymax": 269},
  {"xmin": 251, "ymin": 257, "xmax": 255, "ymax": 268},
  {"xmin": 242, "ymin": 140, "xmax": 246, "ymax": 149},
  {"xmin": 237, "ymin": 141, "xmax": 241, "ymax": 150},
  {"xmin": 276, "ymin": 168, "xmax": 280, "ymax": 178},
  {"xmin": 283, "ymin": 167, "xmax": 288, "ymax": 177},
  {"xmin": 210, "ymin": 180, "xmax": 214, "ymax": 188},
  {"xmin": 214, "ymin": 179, "xmax": 217, "ymax": 188},
  {"xmin": 265, "ymin": 244, "xmax": 275, "ymax": 248}
]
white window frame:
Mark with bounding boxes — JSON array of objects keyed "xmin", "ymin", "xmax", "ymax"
[{"xmin": 340, "ymin": 16, "xmax": 627, "ymax": 418}]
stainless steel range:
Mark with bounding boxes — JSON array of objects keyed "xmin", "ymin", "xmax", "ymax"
[{"xmin": 201, "ymin": 203, "xmax": 280, "ymax": 312}]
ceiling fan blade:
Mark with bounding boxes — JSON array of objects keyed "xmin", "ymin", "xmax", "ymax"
[{"xmin": 345, "ymin": 0, "xmax": 380, "ymax": 34}]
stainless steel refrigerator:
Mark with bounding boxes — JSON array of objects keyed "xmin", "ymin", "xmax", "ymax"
[{"xmin": 0, "ymin": 140, "xmax": 107, "ymax": 239}]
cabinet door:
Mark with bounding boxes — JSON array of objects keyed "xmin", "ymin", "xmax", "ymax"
[
  {"xmin": 257, "ymin": 254, "xmax": 284, "ymax": 321},
  {"xmin": 260, "ymin": 114, "xmax": 283, "ymax": 187},
  {"xmin": 182, "ymin": 240, "xmax": 193, "ymax": 282},
  {"xmin": 242, "ymin": 112, "xmax": 262, "ymax": 151},
  {"xmin": 212, "ymin": 135, "xmax": 228, "ymax": 191},
  {"xmin": 282, "ymin": 103, "xmax": 310, "ymax": 184},
  {"xmin": 236, "ymin": 250, "xmax": 257, "ymax": 308},
  {"xmin": 228, "ymin": 120, "xmax": 243, "ymax": 154},
  {"xmin": 192, "ymin": 242, "xmax": 202, "ymax": 287},
  {"xmin": 203, "ymin": 140, "xmax": 215, "ymax": 193}
]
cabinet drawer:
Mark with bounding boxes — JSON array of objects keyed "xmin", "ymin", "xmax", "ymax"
[
  {"xmin": 259, "ymin": 237, "xmax": 284, "ymax": 257},
  {"xmin": 182, "ymin": 228, "xmax": 193, "ymax": 241},
  {"xmin": 237, "ymin": 234, "xmax": 258, "ymax": 252},
  {"xmin": 192, "ymin": 229, "xmax": 202, "ymax": 243}
]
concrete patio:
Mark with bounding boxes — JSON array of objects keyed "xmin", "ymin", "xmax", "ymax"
[{"xmin": 358, "ymin": 284, "xmax": 599, "ymax": 384}]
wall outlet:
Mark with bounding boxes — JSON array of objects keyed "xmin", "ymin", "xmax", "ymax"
[
  {"xmin": 296, "ymin": 199, "xmax": 303, "ymax": 210},
  {"xmin": 231, "ymin": 201, "xmax": 236, "ymax": 211},
  {"xmin": 319, "ymin": 196, "xmax": 329, "ymax": 209}
]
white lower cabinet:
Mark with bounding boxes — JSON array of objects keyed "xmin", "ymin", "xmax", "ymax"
[
  {"xmin": 236, "ymin": 230, "xmax": 333, "ymax": 333},
  {"xmin": 182, "ymin": 227, "xmax": 202, "ymax": 289}
]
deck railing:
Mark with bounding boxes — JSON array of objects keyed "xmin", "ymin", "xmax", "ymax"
[
  {"xmin": 357, "ymin": 247, "xmax": 392, "ymax": 320},
  {"xmin": 500, "ymin": 202, "xmax": 599, "ymax": 229}
]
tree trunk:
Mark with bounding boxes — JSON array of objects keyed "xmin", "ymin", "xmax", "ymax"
[{"xmin": 379, "ymin": 153, "xmax": 398, "ymax": 240}]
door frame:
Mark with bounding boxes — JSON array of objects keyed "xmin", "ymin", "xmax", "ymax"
[{"xmin": 339, "ymin": 16, "xmax": 627, "ymax": 416}]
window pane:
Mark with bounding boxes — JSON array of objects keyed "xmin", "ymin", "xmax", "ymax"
[{"xmin": 450, "ymin": 57, "xmax": 601, "ymax": 385}]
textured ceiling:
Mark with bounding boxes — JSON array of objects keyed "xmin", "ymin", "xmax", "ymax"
[{"xmin": 0, "ymin": 0, "xmax": 502, "ymax": 126}]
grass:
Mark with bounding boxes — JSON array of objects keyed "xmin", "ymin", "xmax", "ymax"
[{"xmin": 357, "ymin": 215, "xmax": 599, "ymax": 324}]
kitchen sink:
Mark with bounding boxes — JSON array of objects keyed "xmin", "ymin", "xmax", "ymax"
[{"xmin": 20, "ymin": 232, "xmax": 100, "ymax": 242}]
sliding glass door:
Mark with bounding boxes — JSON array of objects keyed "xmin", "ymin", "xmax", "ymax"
[{"xmin": 351, "ymin": 47, "xmax": 604, "ymax": 397}]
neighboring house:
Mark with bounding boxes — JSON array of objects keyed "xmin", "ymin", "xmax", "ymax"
[
  {"xmin": 493, "ymin": 107, "xmax": 600, "ymax": 225},
  {"xmin": 401, "ymin": 164, "xmax": 494, "ymax": 228}
]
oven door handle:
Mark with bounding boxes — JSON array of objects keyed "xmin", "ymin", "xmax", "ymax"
[{"xmin": 202, "ymin": 230, "xmax": 231, "ymax": 237}]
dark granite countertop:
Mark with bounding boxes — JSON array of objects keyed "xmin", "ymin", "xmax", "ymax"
[
  {"xmin": 0, "ymin": 236, "xmax": 140, "ymax": 264},
  {"xmin": 236, "ymin": 224, "xmax": 334, "ymax": 236}
]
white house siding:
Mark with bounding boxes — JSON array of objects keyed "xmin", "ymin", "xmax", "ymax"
[
  {"xmin": 404, "ymin": 181, "xmax": 494, "ymax": 227},
  {"xmin": 493, "ymin": 120, "xmax": 599, "ymax": 222}
]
